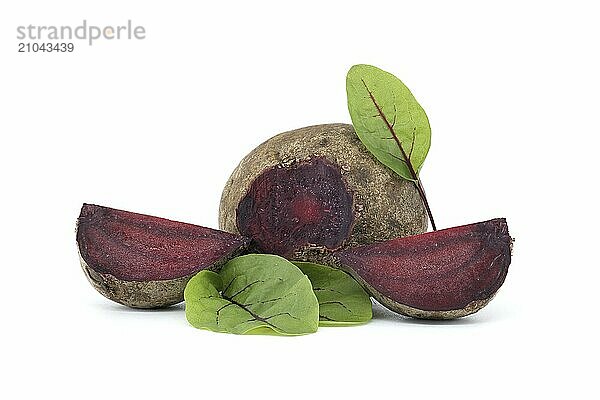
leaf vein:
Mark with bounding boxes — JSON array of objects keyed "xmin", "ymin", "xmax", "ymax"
[
  {"xmin": 227, "ymin": 279, "xmax": 265, "ymax": 299},
  {"xmin": 320, "ymin": 301, "xmax": 352, "ymax": 313}
]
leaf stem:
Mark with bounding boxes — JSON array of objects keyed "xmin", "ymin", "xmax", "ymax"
[
  {"xmin": 361, "ymin": 79, "xmax": 437, "ymax": 231},
  {"xmin": 416, "ymin": 178, "xmax": 436, "ymax": 231}
]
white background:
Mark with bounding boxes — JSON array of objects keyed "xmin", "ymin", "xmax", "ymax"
[{"xmin": 1, "ymin": 1, "xmax": 598, "ymax": 398}]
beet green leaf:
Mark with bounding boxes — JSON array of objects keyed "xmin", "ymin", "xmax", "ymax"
[
  {"xmin": 294, "ymin": 261, "xmax": 372, "ymax": 325},
  {"xmin": 346, "ymin": 64, "xmax": 437, "ymax": 230},
  {"xmin": 184, "ymin": 254, "xmax": 319, "ymax": 335},
  {"xmin": 346, "ymin": 64, "xmax": 431, "ymax": 181}
]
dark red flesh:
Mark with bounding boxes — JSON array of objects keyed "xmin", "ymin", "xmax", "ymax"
[
  {"xmin": 334, "ymin": 219, "xmax": 511, "ymax": 312},
  {"xmin": 77, "ymin": 204, "xmax": 249, "ymax": 281},
  {"xmin": 236, "ymin": 157, "xmax": 355, "ymax": 257}
]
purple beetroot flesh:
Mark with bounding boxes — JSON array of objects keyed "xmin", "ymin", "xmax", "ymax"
[
  {"xmin": 77, "ymin": 204, "xmax": 249, "ymax": 307},
  {"xmin": 236, "ymin": 157, "xmax": 355, "ymax": 257},
  {"xmin": 334, "ymin": 218, "xmax": 512, "ymax": 319}
]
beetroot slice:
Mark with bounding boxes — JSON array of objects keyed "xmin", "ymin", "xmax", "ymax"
[
  {"xmin": 236, "ymin": 157, "xmax": 355, "ymax": 257},
  {"xmin": 77, "ymin": 204, "xmax": 249, "ymax": 281},
  {"xmin": 334, "ymin": 218, "xmax": 512, "ymax": 319}
]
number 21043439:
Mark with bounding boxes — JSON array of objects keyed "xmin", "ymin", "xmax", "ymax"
[{"xmin": 18, "ymin": 42, "xmax": 74, "ymax": 53}]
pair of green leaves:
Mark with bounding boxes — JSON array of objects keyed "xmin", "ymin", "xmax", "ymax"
[{"xmin": 184, "ymin": 254, "xmax": 372, "ymax": 335}]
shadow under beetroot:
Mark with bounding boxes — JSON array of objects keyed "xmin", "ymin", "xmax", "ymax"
[
  {"xmin": 371, "ymin": 301, "xmax": 506, "ymax": 326},
  {"xmin": 98, "ymin": 301, "xmax": 185, "ymax": 313},
  {"xmin": 96, "ymin": 299, "xmax": 508, "ymax": 326}
]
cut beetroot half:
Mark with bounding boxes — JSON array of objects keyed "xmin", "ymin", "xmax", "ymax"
[
  {"xmin": 77, "ymin": 204, "xmax": 249, "ymax": 308},
  {"xmin": 236, "ymin": 157, "xmax": 355, "ymax": 257},
  {"xmin": 334, "ymin": 218, "xmax": 512, "ymax": 319}
]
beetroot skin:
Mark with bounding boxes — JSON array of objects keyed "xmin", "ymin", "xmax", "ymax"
[
  {"xmin": 334, "ymin": 218, "xmax": 513, "ymax": 319},
  {"xmin": 77, "ymin": 204, "xmax": 249, "ymax": 308}
]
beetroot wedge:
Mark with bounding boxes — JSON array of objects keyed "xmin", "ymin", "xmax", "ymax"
[
  {"xmin": 76, "ymin": 204, "xmax": 249, "ymax": 308},
  {"xmin": 333, "ymin": 218, "xmax": 512, "ymax": 319}
]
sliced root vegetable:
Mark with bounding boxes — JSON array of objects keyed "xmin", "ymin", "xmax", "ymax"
[
  {"xmin": 333, "ymin": 218, "xmax": 512, "ymax": 319},
  {"xmin": 76, "ymin": 204, "xmax": 249, "ymax": 308}
]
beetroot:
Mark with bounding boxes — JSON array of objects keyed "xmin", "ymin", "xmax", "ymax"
[
  {"xmin": 77, "ymin": 126, "xmax": 511, "ymax": 318},
  {"xmin": 220, "ymin": 124, "xmax": 428, "ymax": 261},
  {"xmin": 334, "ymin": 219, "xmax": 512, "ymax": 319},
  {"xmin": 76, "ymin": 204, "xmax": 249, "ymax": 308}
]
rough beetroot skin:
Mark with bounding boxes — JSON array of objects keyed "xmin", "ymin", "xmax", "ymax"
[
  {"xmin": 236, "ymin": 157, "xmax": 355, "ymax": 257},
  {"xmin": 77, "ymin": 204, "xmax": 249, "ymax": 308},
  {"xmin": 334, "ymin": 218, "xmax": 512, "ymax": 319}
]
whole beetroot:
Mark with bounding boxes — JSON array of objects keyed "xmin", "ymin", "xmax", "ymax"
[{"xmin": 219, "ymin": 123, "xmax": 427, "ymax": 262}]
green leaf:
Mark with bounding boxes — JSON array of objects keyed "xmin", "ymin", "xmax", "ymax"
[
  {"xmin": 184, "ymin": 254, "xmax": 319, "ymax": 335},
  {"xmin": 294, "ymin": 261, "xmax": 372, "ymax": 326},
  {"xmin": 346, "ymin": 64, "xmax": 431, "ymax": 181}
]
